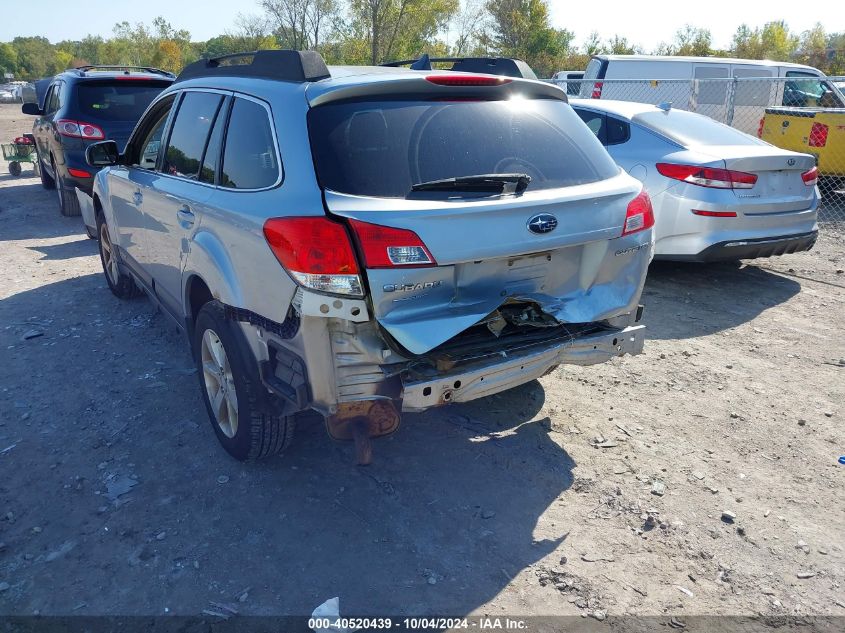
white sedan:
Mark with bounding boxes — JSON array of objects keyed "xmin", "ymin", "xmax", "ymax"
[{"xmin": 570, "ymin": 99, "xmax": 819, "ymax": 261}]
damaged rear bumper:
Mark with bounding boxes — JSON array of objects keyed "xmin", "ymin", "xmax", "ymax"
[{"xmin": 401, "ymin": 324, "xmax": 645, "ymax": 412}]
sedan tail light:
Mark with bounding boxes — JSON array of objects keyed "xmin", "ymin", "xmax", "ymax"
[
  {"xmin": 56, "ymin": 119, "xmax": 105, "ymax": 140},
  {"xmin": 801, "ymin": 166, "xmax": 818, "ymax": 186},
  {"xmin": 808, "ymin": 123, "xmax": 828, "ymax": 147},
  {"xmin": 349, "ymin": 220, "xmax": 436, "ymax": 268},
  {"xmin": 263, "ymin": 217, "xmax": 363, "ymax": 296},
  {"xmin": 656, "ymin": 163, "xmax": 757, "ymax": 189},
  {"xmin": 621, "ymin": 191, "xmax": 654, "ymax": 237}
]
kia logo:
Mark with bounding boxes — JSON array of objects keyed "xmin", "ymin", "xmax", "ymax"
[{"xmin": 527, "ymin": 213, "xmax": 558, "ymax": 234}]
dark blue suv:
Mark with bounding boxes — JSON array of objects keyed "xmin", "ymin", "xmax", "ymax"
[{"xmin": 22, "ymin": 66, "xmax": 174, "ymax": 220}]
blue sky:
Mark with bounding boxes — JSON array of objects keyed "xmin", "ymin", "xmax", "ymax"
[{"xmin": 2, "ymin": 0, "xmax": 825, "ymax": 51}]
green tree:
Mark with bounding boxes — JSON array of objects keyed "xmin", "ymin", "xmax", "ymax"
[
  {"xmin": 607, "ymin": 35, "xmax": 638, "ymax": 55},
  {"xmin": 11, "ymin": 37, "xmax": 57, "ymax": 79},
  {"xmin": 583, "ymin": 31, "xmax": 604, "ymax": 56},
  {"xmin": 0, "ymin": 42, "xmax": 18, "ymax": 78},
  {"xmin": 484, "ymin": 0, "xmax": 572, "ymax": 75}
]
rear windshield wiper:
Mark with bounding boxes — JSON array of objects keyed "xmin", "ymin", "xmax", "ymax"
[{"xmin": 411, "ymin": 173, "xmax": 531, "ymax": 195}]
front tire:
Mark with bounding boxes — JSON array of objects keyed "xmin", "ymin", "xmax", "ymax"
[
  {"xmin": 193, "ymin": 301, "xmax": 296, "ymax": 461},
  {"xmin": 97, "ymin": 213, "xmax": 141, "ymax": 299},
  {"xmin": 38, "ymin": 153, "xmax": 55, "ymax": 190}
]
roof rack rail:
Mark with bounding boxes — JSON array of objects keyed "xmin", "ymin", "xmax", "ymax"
[
  {"xmin": 381, "ymin": 54, "xmax": 537, "ymax": 80},
  {"xmin": 175, "ymin": 50, "xmax": 330, "ymax": 83},
  {"xmin": 73, "ymin": 65, "xmax": 175, "ymax": 78}
]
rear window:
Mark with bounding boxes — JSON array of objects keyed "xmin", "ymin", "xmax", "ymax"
[
  {"xmin": 308, "ymin": 98, "xmax": 619, "ymax": 198},
  {"xmin": 76, "ymin": 81, "xmax": 170, "ymax": 122},
  {"xmin": 634, "ymin": 109, "xmax": 766, "ymax": 147}
]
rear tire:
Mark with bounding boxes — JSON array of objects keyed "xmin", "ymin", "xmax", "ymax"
[
  {"xmin": 97, "ymin": 213, "xmax": 141, "ymax": 299},
  {"xmin": 8, "ymin": 161, "xmax": 21, "ymax": 177},
  {"xmin": 56, "ymin": 172, "xmax": 81, "ymax": 217},
  {"xmin": 193, "ymin": 300, "xmax": 296, "ymax": 461}
]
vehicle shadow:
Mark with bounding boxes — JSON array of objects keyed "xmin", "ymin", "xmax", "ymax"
[
  {"xmin": 642, "ymin": 260, "xmax": 801, "ymax": 340},
  {"xmin": 0, "ymin": 274, "xmax": 574, "ymax": 617},
  {"xmin": 26, "ymin": 237, "xmax": 96, "ymax": 260},
  {"xmin": 0, "ymin": 179, "xmax": 86, "ymax": 241}
]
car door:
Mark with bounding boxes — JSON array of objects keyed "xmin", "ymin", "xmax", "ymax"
[
  {"xmin": 35, "ymin": 83, "xmax": 60, "ymax": 168},
  {"xmin": 141, "ymin": 89, "xmax": 228, "ymax": 318},
  {"xmin": 692, "ymin": 64, "xmax": 729, "ymax": 122},
  {"xmin": 106, "ymin": 93, "xmax": 177, "ymax": 283},
  {"xmin": 731, "ymin": 66, "xmax": 776, "ymax": 134}
]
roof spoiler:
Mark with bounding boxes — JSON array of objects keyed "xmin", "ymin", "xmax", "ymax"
[
  {"xmin": 381, "ymin": 54, "xmax": 537, "ymax": 80},
  {"xmin": 176, "ymin": 50, "xmax": 330, "ymax": 83},
  {"xmin": 72, "ymin": 65, "xmax": 175, "ymax": 78}
]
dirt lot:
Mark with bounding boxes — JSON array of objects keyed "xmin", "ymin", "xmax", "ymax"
[{"xmin": 1, "ymin": 102, "xmax": 844, "ymax": 621}]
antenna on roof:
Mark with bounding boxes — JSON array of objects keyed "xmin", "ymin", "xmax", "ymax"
[
  {"xmin": 657, "ymin": 101, "xmax": 672, "ymax": 112},
  {"xmin": 410, "ymin": 54, "xmax": 431, "ymax": 71}
]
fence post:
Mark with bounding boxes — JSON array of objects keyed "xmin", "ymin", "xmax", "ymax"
[{"xmin": 725, "ymin": 77, "xmax": 737, "ymax": 127}]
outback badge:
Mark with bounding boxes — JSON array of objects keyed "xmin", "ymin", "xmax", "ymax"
[{"xmin": 527, "ymin": 213, "xmax": 558, "ymax": 235}]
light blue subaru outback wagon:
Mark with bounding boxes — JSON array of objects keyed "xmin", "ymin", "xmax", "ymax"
[{"xmin": 81, "ymin": 50, "xmax": 654, "ymax": 463}]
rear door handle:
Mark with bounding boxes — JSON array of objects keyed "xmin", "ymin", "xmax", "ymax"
[
  {"xmin": 177, "ymin": 206, "xmax": 195, "ymax": 228},
  {"xmin": 133, "ymin": 190, "xmax": 143, "ymax": 205}
]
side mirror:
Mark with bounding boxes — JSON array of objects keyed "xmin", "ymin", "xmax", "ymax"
[
  {"xmin": 21, "ymin": 102, "xmax": 42, "ymax": 116},
  {"xmin": 86, "ymin": 140, "xmax": 121, "ymax": 167}
]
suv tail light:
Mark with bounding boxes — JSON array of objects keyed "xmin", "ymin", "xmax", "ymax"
[
  {"xmin": 801, "ymin": 166, "xmax": 818, "ymax": 186},
  {"xmin": 808, "ymin": 123, "xmax": 828, "ymax": 147},
  {"xmin": 621, "ymin": 191, "xmax": 654, "ymax": 237},
  {"xmin": 349, "ymin": 220, "xmax": 436, "ymax": 268},
  {"xmin": 263, "ymin": 217, "xmax": 363, "ymax": 296},
  {"xmin": 56, "ymin": 119, "xmax": 105, "ymax": 140},
  {"xmin": 656, "ymin": 163, "xmax": 757, "ymax": 189},
  {"xmin": 591, "ymin": 81, "xmax": 603, "ymax": 99}
]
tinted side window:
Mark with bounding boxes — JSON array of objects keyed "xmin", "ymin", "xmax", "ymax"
[
  {"xmin": 162, "ymin": 92, "xmax": 222, "ymax": 180},
  {"xmin": 200, "ymin": 98, "xmax": 229, "ymax": 184},
  {"xmin": 575, "ymin": 109, "xmax": 606, "ymax": 144},
  {"xmin": 45, "ymin": 84, "xmax": 60, "ymax": 114},
  {"xmin": 605, "ymin": 116, "xmax": 630, "ymax": 145},
  {"xmin": 220, "ymin": 98, "xmax": 279, "ymax": 190}
]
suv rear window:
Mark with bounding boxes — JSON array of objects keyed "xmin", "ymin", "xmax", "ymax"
[
  {"xmin": 308, "ymin": 98, "xmax": 618, "ymax": 198},
  {"xmin": 76, "ymin": 81, "xmax": 171, "ymax": 122}
]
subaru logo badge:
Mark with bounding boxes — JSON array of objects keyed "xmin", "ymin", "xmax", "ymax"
[
  {"xmin": 787, "ymin": 158, "xmax": 796, "ymax": 166},
  {"xmin": 527, "ymin": 213, "xmax": 558, "ymax": 235}
]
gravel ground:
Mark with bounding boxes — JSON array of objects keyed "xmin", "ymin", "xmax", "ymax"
[{"xmin": 0, "ymin": 103, "xmax": 844, "ymax": 620}]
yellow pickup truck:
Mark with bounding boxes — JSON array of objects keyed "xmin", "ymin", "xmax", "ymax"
[{"xmin": 759, "ymin": 107, "xmax": 845, "ymax": 178}]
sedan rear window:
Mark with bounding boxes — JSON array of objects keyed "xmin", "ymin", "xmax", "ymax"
[
  {"xmin": 76, "ymin": 81, "xmax": 171, "ymax": 122},
  {"xmin": 308, "ymin": 98, "xmax": 619, "ymax": 198},
  {"xmin": 635, "ymin": 109, "xmax": 767, "ymax": 147}
]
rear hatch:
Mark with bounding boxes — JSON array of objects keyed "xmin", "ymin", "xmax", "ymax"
[
  {"xmin": 75, "ymin": 78, "xmax": 172, "ymax": 151},
  {"xmin": 306, "ymin": 77, "xmax": 647, "ymax": 355}
]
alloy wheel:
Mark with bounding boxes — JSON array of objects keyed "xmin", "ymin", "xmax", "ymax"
[{"xmin": 201, "ymin": 329, "xmax": 239, "ymax": 438}]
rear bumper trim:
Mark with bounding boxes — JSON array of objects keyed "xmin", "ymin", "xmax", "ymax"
[
  {"xmin": 668, "ymin": 231, "xmax": 818, "ymax": 263},
  {"xmin": 401, "ymin": 325, "xmax": 645, "ymax": 412}
]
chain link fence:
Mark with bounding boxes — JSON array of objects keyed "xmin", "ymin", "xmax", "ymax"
[{"xmin": 557, "ymin": 76, "xmax": 845, "ymax": 226}]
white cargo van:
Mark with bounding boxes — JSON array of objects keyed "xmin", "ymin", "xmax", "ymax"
[{"xmin": 580, "ymin": 55, "xmax": 845, "ymax": 135}]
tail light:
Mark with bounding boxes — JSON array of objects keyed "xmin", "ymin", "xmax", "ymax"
[
  {"xmin": 56, "ymin": 119, "xmax": 105, "ymax": 140},
  {"xmin": 67, "ymin": 168, "xmax": 92, "ymax": 178},
  {"xmin": 808, "ymin": 123, "xmax": 828, "ymax": 147},
  {"xmin": 621, "ymin": 191, "xmax": 654, "ymax": 237},
  {"xmin": 349, "ymin": 220, "xmax": 436, "ymax": 268},
  {"xmin": 692, "ymin": 209, "xmax": 737, "ymax": 217},
  {"xmin": 757, "ymin": 117, "xmax": 765, "ymax": 138},
  {"xmin": 801, "ymin": 166, "xmax": 818, "ymax": 186},
  {"xmin": 426, "ymin": 75, "xmax": 511, "ymax": 87},
  {"xmin": 656, "ymin": 163, "xmax": 757, "ymax": 189},
  {"xmin": 591, "ymin": 81, "xmax": 603, "ymax": 99},
  {"xmin": 263, "ymin": 217, "xmax": 363, "ymax": 296}
]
